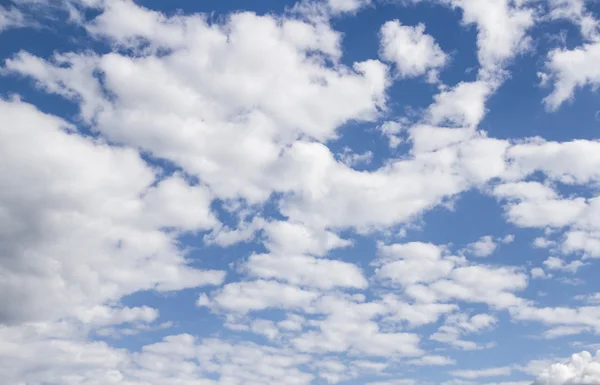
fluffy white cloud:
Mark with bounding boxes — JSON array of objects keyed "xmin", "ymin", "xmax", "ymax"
[
  {"xmin": 547, "ymin": 0, "xmax": 599, "ymax": 39},
  {"xmin": 541, "ymin": 41, "xmax": 600, "ymax": 110},
  {"xmin": 327, "ymin": 0, "xmax": 371, "ymax": 14},
  {"xmin": 445, "ymin": 0, "xmax": 534, "ymax": 75},
  {"xmin": 3, "ymin": 2, "xmax": 522, "ymax": 237},
  {"xmin": 4, "ymin": 5, "xmax": 388, "ymax": 204},
  {"xmin": 3, "ymin": 325, "xmax": 314, "ymax": 385},
  {"xmin": 543, "ymin": 256, "xmax": 585, "ymax": 274},
  {"xmin": 262, "ymin": 220, "xmax": 352, "ymax": 256},
  {"xmin": 379, "ymin": 20, "xmax": 447, "ymax": 79},
  {"xmin": 5, "ymin": 1, "xmax": 600, "ymax": 384},
  {"xmin": 312, "ymin": 358, "xmax": 387, "ymax": 384},
  {"xmin": 534, "ymin": 351, "xmax": 600, "ymax": 385},
  {"xmin": 243, "ymin": 253, "xmax": 368, "ymax": 289},
  {"xmin": 531, "ymin": 267, "xmax": 553, "ymax": 280},
  {"xmin": 493, "ymin": 182, "xmax": 587, "ymax": 228},
  {"xmin": 430, "ymin": 313, "xmax": 497, "ymax": 350},
  {"xmin": 506, "ymin": 139, "xmax": 600, "ymax": 184},
  {"xmin": 0, "ymin": 98, "xmax": 224, "ymax": 325},
  {"xmin": 511, "ymin": 305, "xmax": 600, "ymax": 334},
  {"xmin": 375, "ymin": 242, "xmax": 528, "ymax": 309},
  {"xmin": 374, "ymin": 242, "xmax": 455, "ymax": 286},
  {"xmin": 291, "ymin": 294, "xmax": 424, "ymax": 357},
  {"xmin": 426, "ymin": 81, "xmax": 493, "ymax": 127},
  {"xmin": 198, "ymin": 280, "xmax": 320, "ymax": 314},
  {"xmin": 463, "ymin": 235, "xmax": 498, "ymax": 258}
]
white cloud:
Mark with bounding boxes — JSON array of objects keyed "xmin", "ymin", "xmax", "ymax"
[
  {"xmin": 543, "ymin": 256, "xmax": 585, "ymax": 274},
  {"xmin": 534, "ymin": 237, "xmax": 556, "ymax": 249},
  {"xmin": 262, "ymin": 220, "xmax": 352, "ymax": 257},
  {"xmin": 427, "ymin": 264, "xmax": 528, "ymax": 309},
  {"xmin": 463, "ymin": 235, "xmax": 498, "ymax": 258},
  {"xmin": 339, "ymin": 148, "xmax": 374, "ymax": 167},
  {"xmin": 278, "ymin": 314, "xmax": 306, "ymax": 332},
  {"xmin": 541, "ymin": 41, "xmax": 600, "ymax": 110},
  {"xmin": 575, "ymin": 293, "xmax": 600, "ymax": 305},
  {"xmin": 327, "ymin": 0, "xmax": 371, "ymax": 14},
  {"xmin": 374, "ymin": 242, "xmax": 455, "ymax": 286},
  {"xmin": 378, "ymin": 120, "xmax": 406, "ymax": 148},
  {"xmin": 375, "ymin": 242, "xmax": 528, "ymax": 309},
  {"xmin": 312, "ymin": 358, "xmax": 387, "ymax": 384},
  {"xmin": 0, "ymin": 5, "xmax": 25, "ymax": 32},
  {"xmin": 543, "ymin": 325, "xmax": 591, "ymax": 339},
  {"xmin": 531, "ymin": 267, "xmax": 553, "ymax": 280},
  {"xmin": 3, "ymin": 1, "xmax": 524, "ymax": 238},
  {"xmin": 4, "ymin": 7, "xmax": 388, "ymax": 204},
  {"xmin": 501, "ymin": 234, "xmax": 516, "ymax": 244},
  {"xmin": 409, "ymin": 125, "xmax": 475, "ymax": 154},
  {"xmin": 291, "ymin": 294, "xmax": 423, "ymax": 357},
  {"xmin": 73, "ymin": 305, "xmax": 158, "ymax": 326},
  {"xmin": 446, "ymin": 0, "xmax": 534, "ymax": 75},
  {"xmin": 407, "ymin": 355, "xmax": 456, "ymax": 366},
  {"xmin": 198, "ymin": 280, "xmax": 320, "ymax": 314},
  {"xmin": 6, "ymin": 1, "xmax": 600, "ymax": 384},
  {"xmin": 493, "ymin": 182, "xmax": 587, "ymax": 228},
  {"xmin": 534, "ymin": 351, "xmax": 600, "ymax": 385},
  {"xmin": 379, "ymin": 20, "xmax": 447, "ymax": 79},
  {"xmin": 451, "ymin": 365, "xmax": 512, "ymax": 379},
  {"xmin": 0, "ymin": 98, "xmax": 224, "ymax": 325},
  {"xmin": 250, "ymin": 319, "xmax": 280, "ymax": 341},
  {"xmin": 430, "ymin": 313, "xmax": 497, "ymax": 350},
  {"xmin": 243, "ymin": 253, "xmax": 368, "ymax": 289},
  {"xmin": 511, "ymin": 305, "xmax": 600, "ymax": 334},
  {"xmin": 506, "ymin": 139, "xmax": 600, "ymax": 185},
  {"xmin": 562, "ymin": 230, "xmax": 600, "ymax": 258},
  {"xmin": 426, "ymin": 81, "xmax": 493, "ymax": 127},
  {"xmin": 2, "ymin": 326, "xmax": 312, "ymax": 385},
  {"xmin": 379, "ymin": 295, "xmax": 457, "ymax": 328},
  {"xmin": 547, "ymin": 0, "xmax": 599, "ymax": 40}
]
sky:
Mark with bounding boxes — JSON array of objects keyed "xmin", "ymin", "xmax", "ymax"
[{"xmin": 1, "ymin": 0, "xmax": 600, "ymax": 384}]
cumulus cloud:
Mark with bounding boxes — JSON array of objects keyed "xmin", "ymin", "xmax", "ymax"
[
  {"xmin": 327, "ymin": 0, "xmax": 371, "ymax": 14},
  {"xmin": 446, "ymin": 0, "xmax": 534, "ymax": 76},
  {"xmin": 244, "ymin": 253, "xmax": 368, "ymax": 289},
  {"xmin": 426, "ymin": 81, "xmax": 493, "ymax": 127},
  {"xmin": 4, "ymin": 6, "xmax": 387, "ymax": 203},
  {"xmin": 198, "ymin": 280, "xmax": 320, "ymax": 314},
  {"xmin": 374, "ymin": 242, "xmax": 528, "ymax": 309},
  {"xmin": 4, "ymin": 0, "xmax": 600, "ymax": 384},
  {"xmin": 541, "ymin": 42, "xmax": 600, "ymax": 110},
  {"xmin": 463, "ymin": 235, "xmax": 498, "ymax": 258},
  {"xmin": 379, "ymin": 20, "xmax": 447, "ymax": 79},
  {"xmin": 0, "ymin": 98, "xmax": 224, "ymax": 325},
  {"xmin": 430, "ymin": 313, "xmax": 497, "ymax": 350},
  {"xmin": 534, "ymin": 351, "xmax": 600, "ymax": 385}
]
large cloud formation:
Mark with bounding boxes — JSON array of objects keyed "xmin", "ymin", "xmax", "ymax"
[{"xmin": 1, "ymin": 0, "xmax": 600, "ymax": 384}]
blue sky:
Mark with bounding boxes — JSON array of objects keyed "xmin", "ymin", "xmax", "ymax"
[{"xmin": 2, "ymin": 0, "xmax": 600, "ymax": 384}]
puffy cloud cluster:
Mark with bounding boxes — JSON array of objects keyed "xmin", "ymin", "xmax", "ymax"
[
  {"xmin": 534, "ymin": 351, "xmax": 600, "ymax": 385},
  {"xmin": 379, "ymin": 20, "xmax": 447, "ymax": 79},
  {"xmin": 0, "ymin": 98, "xmax": 224, "ymax": 325},
  {"xmin": 2, "ymin": 0, "xmax": 600, "ymax": 384}
]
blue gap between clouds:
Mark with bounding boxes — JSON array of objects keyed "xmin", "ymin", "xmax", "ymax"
[{"xmin": 135, "ymin": 0, "xmax": 296, "ymax": 18}]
